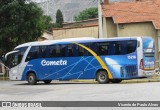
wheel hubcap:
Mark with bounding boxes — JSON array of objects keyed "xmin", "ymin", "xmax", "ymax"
[
  {"xmin": 29, "ymin": 76, "xmax": 33, "ymax": 82},
  {"xmin": 100, "ymin": 73, "xmax": 106, "ymax": 81}
]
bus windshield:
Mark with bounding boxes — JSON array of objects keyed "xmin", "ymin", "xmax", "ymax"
[
  {"xmin": 144, "ymin": 52, "xmax": 154, "ymax": 57},
  {"xmin": 5, "ymin": 51, "xmax": 20, "ymax": 68},
  {"xmin": 5, "ymin": 46, "xmax": 28, "ymax": 68}
]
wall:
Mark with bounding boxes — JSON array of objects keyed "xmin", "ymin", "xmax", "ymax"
[
  {"xmin": 53, "ymin": 25, "xmax": 98, "ymax": 39},
  {"xmin": 42, "ymin": 32, "xmax": 53, "ymax": 40},
  {"xmin": 103, "ymin": 17, "xmax": 117, "ymax": 38},
  {"xmin": 117, "ymin": 22, "xmax": 156, "ymax": 37},
  {"xmin": 38, "ymin": 31, "xmax": 53, "ymax": 41},
  {"xmin": 63, "ymin": 19, "xmax": 98, "ymax": 28}
]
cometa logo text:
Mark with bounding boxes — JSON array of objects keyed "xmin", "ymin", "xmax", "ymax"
[{"xmin": 41, "ymin": 59, "xmax": 67, "ymax": 66}]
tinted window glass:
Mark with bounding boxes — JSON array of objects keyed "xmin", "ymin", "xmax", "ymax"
[
  {"xmin": 97, "ymin": 40, "xmax": 137, "ymax": 55},
  {"xmin": 78, "ymin": 43, "xmax": 92, "ymax": 56},
  {"xmin": 65, "ymin": 45, "xmax": 74, "ymax": 57},
  {"xmin": 126, "ymin": 41, "xmax": 137, "ymax": 54},
  {"xmin": 6, "ymin": 52, "xmax": 20, "ymax": 68},
  {"xmin": 144, "ymin": 52, "xmax": 154, "ymax": 57},
  {"xmin": 15, "ymin": 46, "xmax": 28, "ymax": 63},
  {"xmin": 98, "ymin": 42, "xmax": 109, "ymax": 55},
  {"xmin": 25, "ymin": 40, "xmax": 137, "ymax": 60},
  {"xmin": 40, "ymin": 46, "xmax": 48, "ymax": 58},
  {"xmin": 48, "ymin": 45, "xmax": 62, "ymax": 57},
  {"xmin": 26, "ymin": 46, "xmax": 40, "ymax": 61}
]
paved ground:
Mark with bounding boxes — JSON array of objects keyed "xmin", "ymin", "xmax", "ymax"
[{"xmin": 0, "ymin": 80, "xmax": 160, "ymax": 110}]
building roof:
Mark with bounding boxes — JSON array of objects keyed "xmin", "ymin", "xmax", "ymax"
[{"xmin": 102, "ymin": 0, "xmax": 160, "ymax": 29}]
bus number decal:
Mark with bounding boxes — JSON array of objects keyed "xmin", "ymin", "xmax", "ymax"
[{"xmin": 127, "ymin": 55, "xmax": 136, "ymax": 60}]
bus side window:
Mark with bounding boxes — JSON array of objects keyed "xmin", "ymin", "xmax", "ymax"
[
  {"xmin": 41, "ymin": 46, "xmax": 48, "ymax": 58},
  {"xmin": 120, "ymin": 41, "xmax": 127, "ymax": 55},
  {"xmin": 108, "ymin": 42, "xmax": 116, "ymax": 55},
  {"xmin": 48, "ymin": 45, "xmax": 57, "ymax": 57},
  {"xmin": 115, "ymin": 42, "xmax": 121, "ymax": 55},
  {"xmin": 127, "ymin": 44, "xmax": 132, "ymax": 53},
  {"xmin": 65, "ymin": 45, "xmax": 73, "ymax": 57},
  {"xmin": 98, "ymin": 42, "xmax": 108, "ymax": 55},
  {"xmin": 90, "ymin": 43, "xmax": 98, "ymax": 55},
  {"xmin": 118, "ymin": 40, "xmax": 137, "ymax": 55},
  {"xmin": 61, "ymin": 45, "xmax": 66, "ymax": 57},
  {"xmin": 78, "ymin": 46, "xmax": 84, "ymax": 56},
  {"xmin": 49, "ymin": 45, "xmax": 61, "ymax": 57},
  {"xmin": 83, "ymin": 43, "xmax": 92, "ymax": 56},
  {"xmin": 73, "ymin": 45, "xmax": 78, "ymax": 57},
  {"xmin": 25, "ymin": 46, "xmax": 39, "ymax": 61},
  {"xmin": 127, "ymin": 41, "xmax": 137, "ymax": 53},
  {"xmin": 68, "ymin": 49, "xmax": 73, "ymax": 56}
]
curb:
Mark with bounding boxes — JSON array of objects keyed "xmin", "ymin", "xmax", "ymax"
[
  {"xmin": 0, "ymin": 77, "xmax": 9, "ymax": 80},
  {"xmin": 71, "ymin": 77, "xmax": 160, "ymax": 84},
  {"xmin": 122, "ymin": 79, "xmax": 160, "ymax": 84},
  {"xmin": 1, "ymin": 77, "xmax": 160, "ymax": 84}
]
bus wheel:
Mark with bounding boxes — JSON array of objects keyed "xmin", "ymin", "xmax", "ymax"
[
  {"xmin": 27, "ymin": 73, "xmax": 37, "ymax": 85},
  {"xmin": 43, "ymin": 80, "xmax": 52, "ymax": 84},
  {"xmin": 96, "ymin": 70, "xmax": 109, "ymax": 84},
  {"xmin": 110, "ymin": 79, "xmax": 122, "ymax": 83}
]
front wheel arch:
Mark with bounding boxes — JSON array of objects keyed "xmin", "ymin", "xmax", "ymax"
[
  {"xmin": 26, "ymin": 71, "xmax": 37, "ymax": 80},
  {"xmin": 96, "ymin": 69, "xmax": 109, "ymax": 84},
  {"xmin": 26, "ymin": 71, "xmax": 37, "ymax": 85}
]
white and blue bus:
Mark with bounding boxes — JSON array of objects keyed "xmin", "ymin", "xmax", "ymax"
[{"xmin": 5, "ymin": 37, "xmax": 155, "ymax": 85}]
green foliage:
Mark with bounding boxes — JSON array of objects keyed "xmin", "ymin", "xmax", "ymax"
[
  {"xmin": 0, "ymin": 0, "xmax": 52, "ymax": 55},
  {"xmin": 55, "ymin": 9, "xmax": 64, "ymax": 28},
  {"xmin": 74, "ymin": 7, "xmax": 98, "ymax": 21},
  {"xmin": 42, "ymin": 15, "xmax": 53, "ymax": 32}
]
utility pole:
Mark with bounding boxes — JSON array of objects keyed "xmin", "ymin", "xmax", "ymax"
[
  {"xmin": 47, "ymin": 0, "xmax": 49, "ymax": 16},
  {"xmin": 98, "ymin": 0, "xmax": 104, "ymax": 38}
]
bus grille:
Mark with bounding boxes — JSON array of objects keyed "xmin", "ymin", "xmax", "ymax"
[
  {"xmin": 125, "ymin": 65, "xmax": 137, "ymax": 77},
  {"xmin": 124, "ymin": 65, "xmax": 137, "ymax": 77}
]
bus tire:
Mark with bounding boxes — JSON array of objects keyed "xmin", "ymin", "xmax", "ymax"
[
  {"xmin": 110, "ymin": 79, "xmax": 122, "ymax": 83},
  {"xmin": 27, "ymin": 73, "xmax": 37, "ymax": 85},
  {"xmin": 96, "ymin": 70, "xmax": 109, "ymax": 84},
  {"xmin": 43, "ymin": 80, "xmax": 52, "ymax": 84}
]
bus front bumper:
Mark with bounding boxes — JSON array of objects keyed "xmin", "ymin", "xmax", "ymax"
[{"xmin": 143, "ymin": 70, "xmax": 155, "ymax": 77}]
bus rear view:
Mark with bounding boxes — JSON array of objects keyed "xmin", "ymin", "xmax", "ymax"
[{"xmin": 139, "ymin": 37, "xmax": 155, "ymax": 77}]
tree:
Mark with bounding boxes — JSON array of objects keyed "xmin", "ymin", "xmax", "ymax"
[
  {"xmin": 42, "ymin": 15, "xmax": 53, "ymax": 32},
  {"xmin": 74, "ymin": 7, "xmax": 98, "ymax": 21},
  {"xmin": 0, "ymin": 0, "xmax": 52, "ymax": 56},
  {"xmin": 55, "ymin": 9, "xmax": 64, "ymax": 28}
]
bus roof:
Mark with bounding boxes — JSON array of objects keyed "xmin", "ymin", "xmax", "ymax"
[{"xmin": 14, "ymin": 36, "xmax": 144, "ymax": 49}]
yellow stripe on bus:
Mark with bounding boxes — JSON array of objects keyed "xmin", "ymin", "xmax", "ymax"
[
  {"xmin": 73, "ymin": 42, "xmax": 113, "ymax": 79},
  {"xmin": 144, "ymin": 68, "xmax": 155, "ymax": 70}
]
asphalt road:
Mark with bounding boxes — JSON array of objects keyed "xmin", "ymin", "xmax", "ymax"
[{"xmin": 0, "ymin": 80, "xmax": 160, "ymax": 110}]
